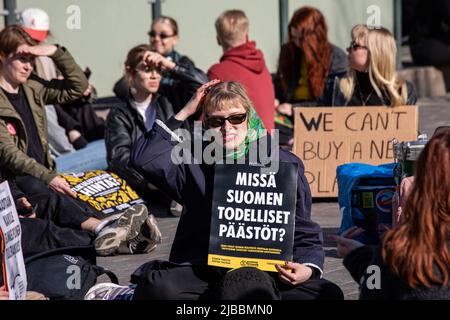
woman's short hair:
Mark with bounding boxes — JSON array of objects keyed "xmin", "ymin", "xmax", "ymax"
[
  {"xmin": 0, "ymin": 25, "xmax": 37, "ymax": 58},
  {"xmin": 203, "ymin": 81, "xmax": 253, "ymax": 117}
]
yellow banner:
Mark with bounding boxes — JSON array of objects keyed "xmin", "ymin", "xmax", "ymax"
[{"xmin": 208, "ymin": 254, "xmax": 286, "ymax": 272}]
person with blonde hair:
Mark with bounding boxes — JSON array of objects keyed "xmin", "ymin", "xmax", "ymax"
[
  {"xmin": 329, "ymin": 25, "xmax": 417, "ymax": 106},
  {"xmin": 208, "ymin": 10, "xmax": 275, "ymax": 132}
]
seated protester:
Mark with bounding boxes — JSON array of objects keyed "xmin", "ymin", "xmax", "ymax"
[
  {"xmin": 332, "ymin": 129, "xmax": 450, "ymax": 300},
  {"xmin": 273, "ymin": 6, "xmax": 347, "ymax": 147},
  {"xmin": 0, "ymin": 172, "xmax": 161, "ymax": 257},
  {"xmin": 0, "ymin": 26, "xmax": 155, "ymax": 254},
  {"xmin": 120, "ymin": 81, "xmax": 344, "ymax": 300},
  {"xmin": 0, "ymin": 25, "xmax": 91, "ymax": 197},
  {"xmin": 113, "ymin": 15, "xmax": 201, "ymax": 104},
  {"xmin": 106, "ymin": 45, "xmax": 201, "ymax": 213},
  {"xmin": 328, "ymin": 24, "xmax": 417, "ymax": 106},
  {"xmin": 18, "ymin": 8, "xmax": 107, "ymax": 173}
]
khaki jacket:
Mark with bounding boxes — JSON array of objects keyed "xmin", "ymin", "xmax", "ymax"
[{"xmin": 0, "ymin": 46, "xmax": 88, "ymax": 183}]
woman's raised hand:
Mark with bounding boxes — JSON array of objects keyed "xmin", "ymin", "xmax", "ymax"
[
  {"xmin": 143, "ymin": 51, "xmax": 176, "ymax": 71},
  {"xmin": 16, "ymin": 44, "xmax": 57, "ymax": 57},
  {"xmin": 175, "ymin": 79, "xmax": 221, "ymax": 121}
]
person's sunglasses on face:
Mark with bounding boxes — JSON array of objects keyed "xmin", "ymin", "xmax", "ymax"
[
  {"xmin": 205, "ymin": 113, "xmax": 247, "ymax": 128},
  {"xmin": 147, "ymin": 30, "xmax": 176, "ymax": 40},
  {"xmin": 347, "ymin": 40, "xmax": 367, "ymax": 51}
]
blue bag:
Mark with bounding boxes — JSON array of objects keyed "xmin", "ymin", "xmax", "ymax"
[{"xmin": 336, "ymin": 163, "xmax": 396, "ymax": 244}]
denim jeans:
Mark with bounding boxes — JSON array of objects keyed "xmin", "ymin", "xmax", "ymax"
[{"xmin": 55, "ymin": 139, "xmax": 108, "ymax": 174}]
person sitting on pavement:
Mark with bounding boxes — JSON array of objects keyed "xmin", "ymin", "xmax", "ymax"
[
  {"xmin": 0, "ymin": 25, "xmax": 91, "ymax": 197},
  {"xmin": 332, "ymin": 128, "xmax": 450, "ymax": 300},
  {"xmin": 85, "ymin": 80, "xmax": 344, "ymax": 300},
  {"xmin": 106, "ymin": 44, "xmax": 203, "ymax": 216},
  {"xmin": 113, "ymin": 15, "xmax": 206, "ymax": 127}
]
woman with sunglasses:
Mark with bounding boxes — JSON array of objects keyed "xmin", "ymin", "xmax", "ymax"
[
  {"xmin": 148, "ymin": 16, "xmax": 193, "ymax": 71},
  {"xmin": 329, "ymin": 24, "xmax": 417, "ymax": 106},
  {"xmin": 273, "ymin": 6, "xmax": 347, "ymax": 148},
  {"xmin": 114, "ymin": 16, "xmax": 207, "ymax": 107},
  {"xmin": 106, "ymin": 44, "xmax": 202, "ymax": 214},
  {"xmin": 126, "ymin": 80, "xmax": 344, "ymax": 300}
]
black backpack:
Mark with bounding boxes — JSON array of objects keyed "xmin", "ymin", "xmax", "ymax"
[{"xmin": 25, "ymin": 246, "xmax": 118, "ymax": 300}]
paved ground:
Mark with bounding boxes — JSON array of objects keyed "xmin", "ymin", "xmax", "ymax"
[{"xmin": 97, "ymin": 95, "xmax": 450, "ymax": 300}]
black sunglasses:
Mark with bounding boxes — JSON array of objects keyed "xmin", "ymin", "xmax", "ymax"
[
  {"xmin": 134, "ymin": 63, "xmax": 162, "ymax": 74},
  {"xmin": 148, "ymin": 31, "xmax": 176, "ymax": 40},
  {"xmin": 348, "ymin": 40, "xmax": 367, "ymax": 51},
  {"xmin": 205, "ymin": 113, "xmax": 247, "ymax": 128}
]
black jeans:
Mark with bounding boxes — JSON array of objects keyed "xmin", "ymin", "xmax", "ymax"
[
  {"xmin": 14, "ymin": 175, "xmax": 101, "ymax": 258},
  {"xmin": 20, "ymin": 218, "xmax": 95, "ymax": 259},
  {"xmin": 16, "ymin": 175, "xmax": 102, "ymax": 227},
  {"xmin": 133, "ymin": 263, "xmax": 344, "ymax": 300}
]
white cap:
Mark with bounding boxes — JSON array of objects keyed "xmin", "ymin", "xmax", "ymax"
[{"xmin": 20, "ymin": 8, "xmax": 50, "ymax": 42}]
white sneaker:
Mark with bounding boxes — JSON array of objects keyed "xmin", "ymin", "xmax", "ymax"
[
  {"xmin": 170, "ymin": 200, "xmax": 183, "ymax": 217},
  {"xmin": 84, "ymin": 283, "xmax": 135, "ymax": 300},
  {"xmin": 94, "ymin": 204, "xmax": 148, "ymax": 256},
  {"xmin": 118, "ymin": 214, "xmax": 162, "ymax": 254}
]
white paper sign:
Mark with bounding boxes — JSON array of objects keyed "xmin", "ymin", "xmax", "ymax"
[{"xmin": 0, "ymin": 181, "xmax": 27, "ymax": 300}]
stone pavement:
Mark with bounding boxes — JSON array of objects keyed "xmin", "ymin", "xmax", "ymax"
[{"xmin": 96, "ymin": 95, "xmax": 450, "ymax": 300}]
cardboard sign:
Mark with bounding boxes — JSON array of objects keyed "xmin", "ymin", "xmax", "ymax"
[
  {"xmin": 293, "ymin": 106, "xmax": 418, "ymax": 197},
  {"xmin": 208, "ymin": 163, "xmax": 298, "ymax": 272},
  {"xmin": 62, "ymin": 170, "xmax": 144, "ymax": 215},
  {"xmin": 0, "ymin": 181, "xmax": 27, "ymax": 300}
]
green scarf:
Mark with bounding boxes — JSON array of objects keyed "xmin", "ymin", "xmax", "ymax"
[{"xmin": 224, "ymin": 107, "xmax": 267, "ymax": 160}]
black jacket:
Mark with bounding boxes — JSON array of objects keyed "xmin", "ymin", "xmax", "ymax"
[
  {"xmin": 105, "ymin": 94, "xmax": 175, "ymax": 196},
  {"xmin": 131, "ymin": 117, "xmax": 325, "ymax": 275},
  {"xmin": 274, "ymin": 43, "xmax": 348, "ymax": 106},
  {"xmin": 344, "ymin": 245, "xmax": 450, "ymax": 300},
  {"xmin": 328, "ymin": 74, "xmax": 418, "ymax": 107},
  {"xmin": 106, "ymin": 63, "xmax": 206, "ymax": 196}
]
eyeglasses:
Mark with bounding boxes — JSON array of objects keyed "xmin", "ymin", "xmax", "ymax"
[
  {"xmin": 348, "ymin": 40, "xmax": 368, "ymax": 51},
  {"xmin": 148, "ymin": 31, "xmax": 176, "ymax": 40},
  {"xmin": 205, "ymin": 113, "xmax": 247, "ymax": 128}
]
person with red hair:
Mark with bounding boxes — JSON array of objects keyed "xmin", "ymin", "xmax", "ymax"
[
  {"xmin": 333, "ymin": 128, "xmax": 450, "ymax": 299},
  {"xmin": 274, "ymin": 6, "xmax": 347, "ymax": 147}
]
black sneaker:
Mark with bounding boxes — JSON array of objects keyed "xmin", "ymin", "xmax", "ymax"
[
  {"xmin": 118, "ymin": 214, "xmax": 162, "ymax": 254},
  {"xmin": 94, "ymin": 204, "xmax": 148, "ymax": 256}
]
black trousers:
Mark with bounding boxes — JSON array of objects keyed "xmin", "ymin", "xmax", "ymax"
[
  {"xmin": 133, "ymin": 263, "xmax": 344, "ymax": 300},
  {"xmin": 20, "ymin": 218, "xmax": 94, "ymax": 259},
  {"xmin": 16, "ymin": 175, "xmax": 102, "ymax": 227},
  {"xmin": 14, "ymin": 175, "xmax": 100, "ymax": 258}
]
